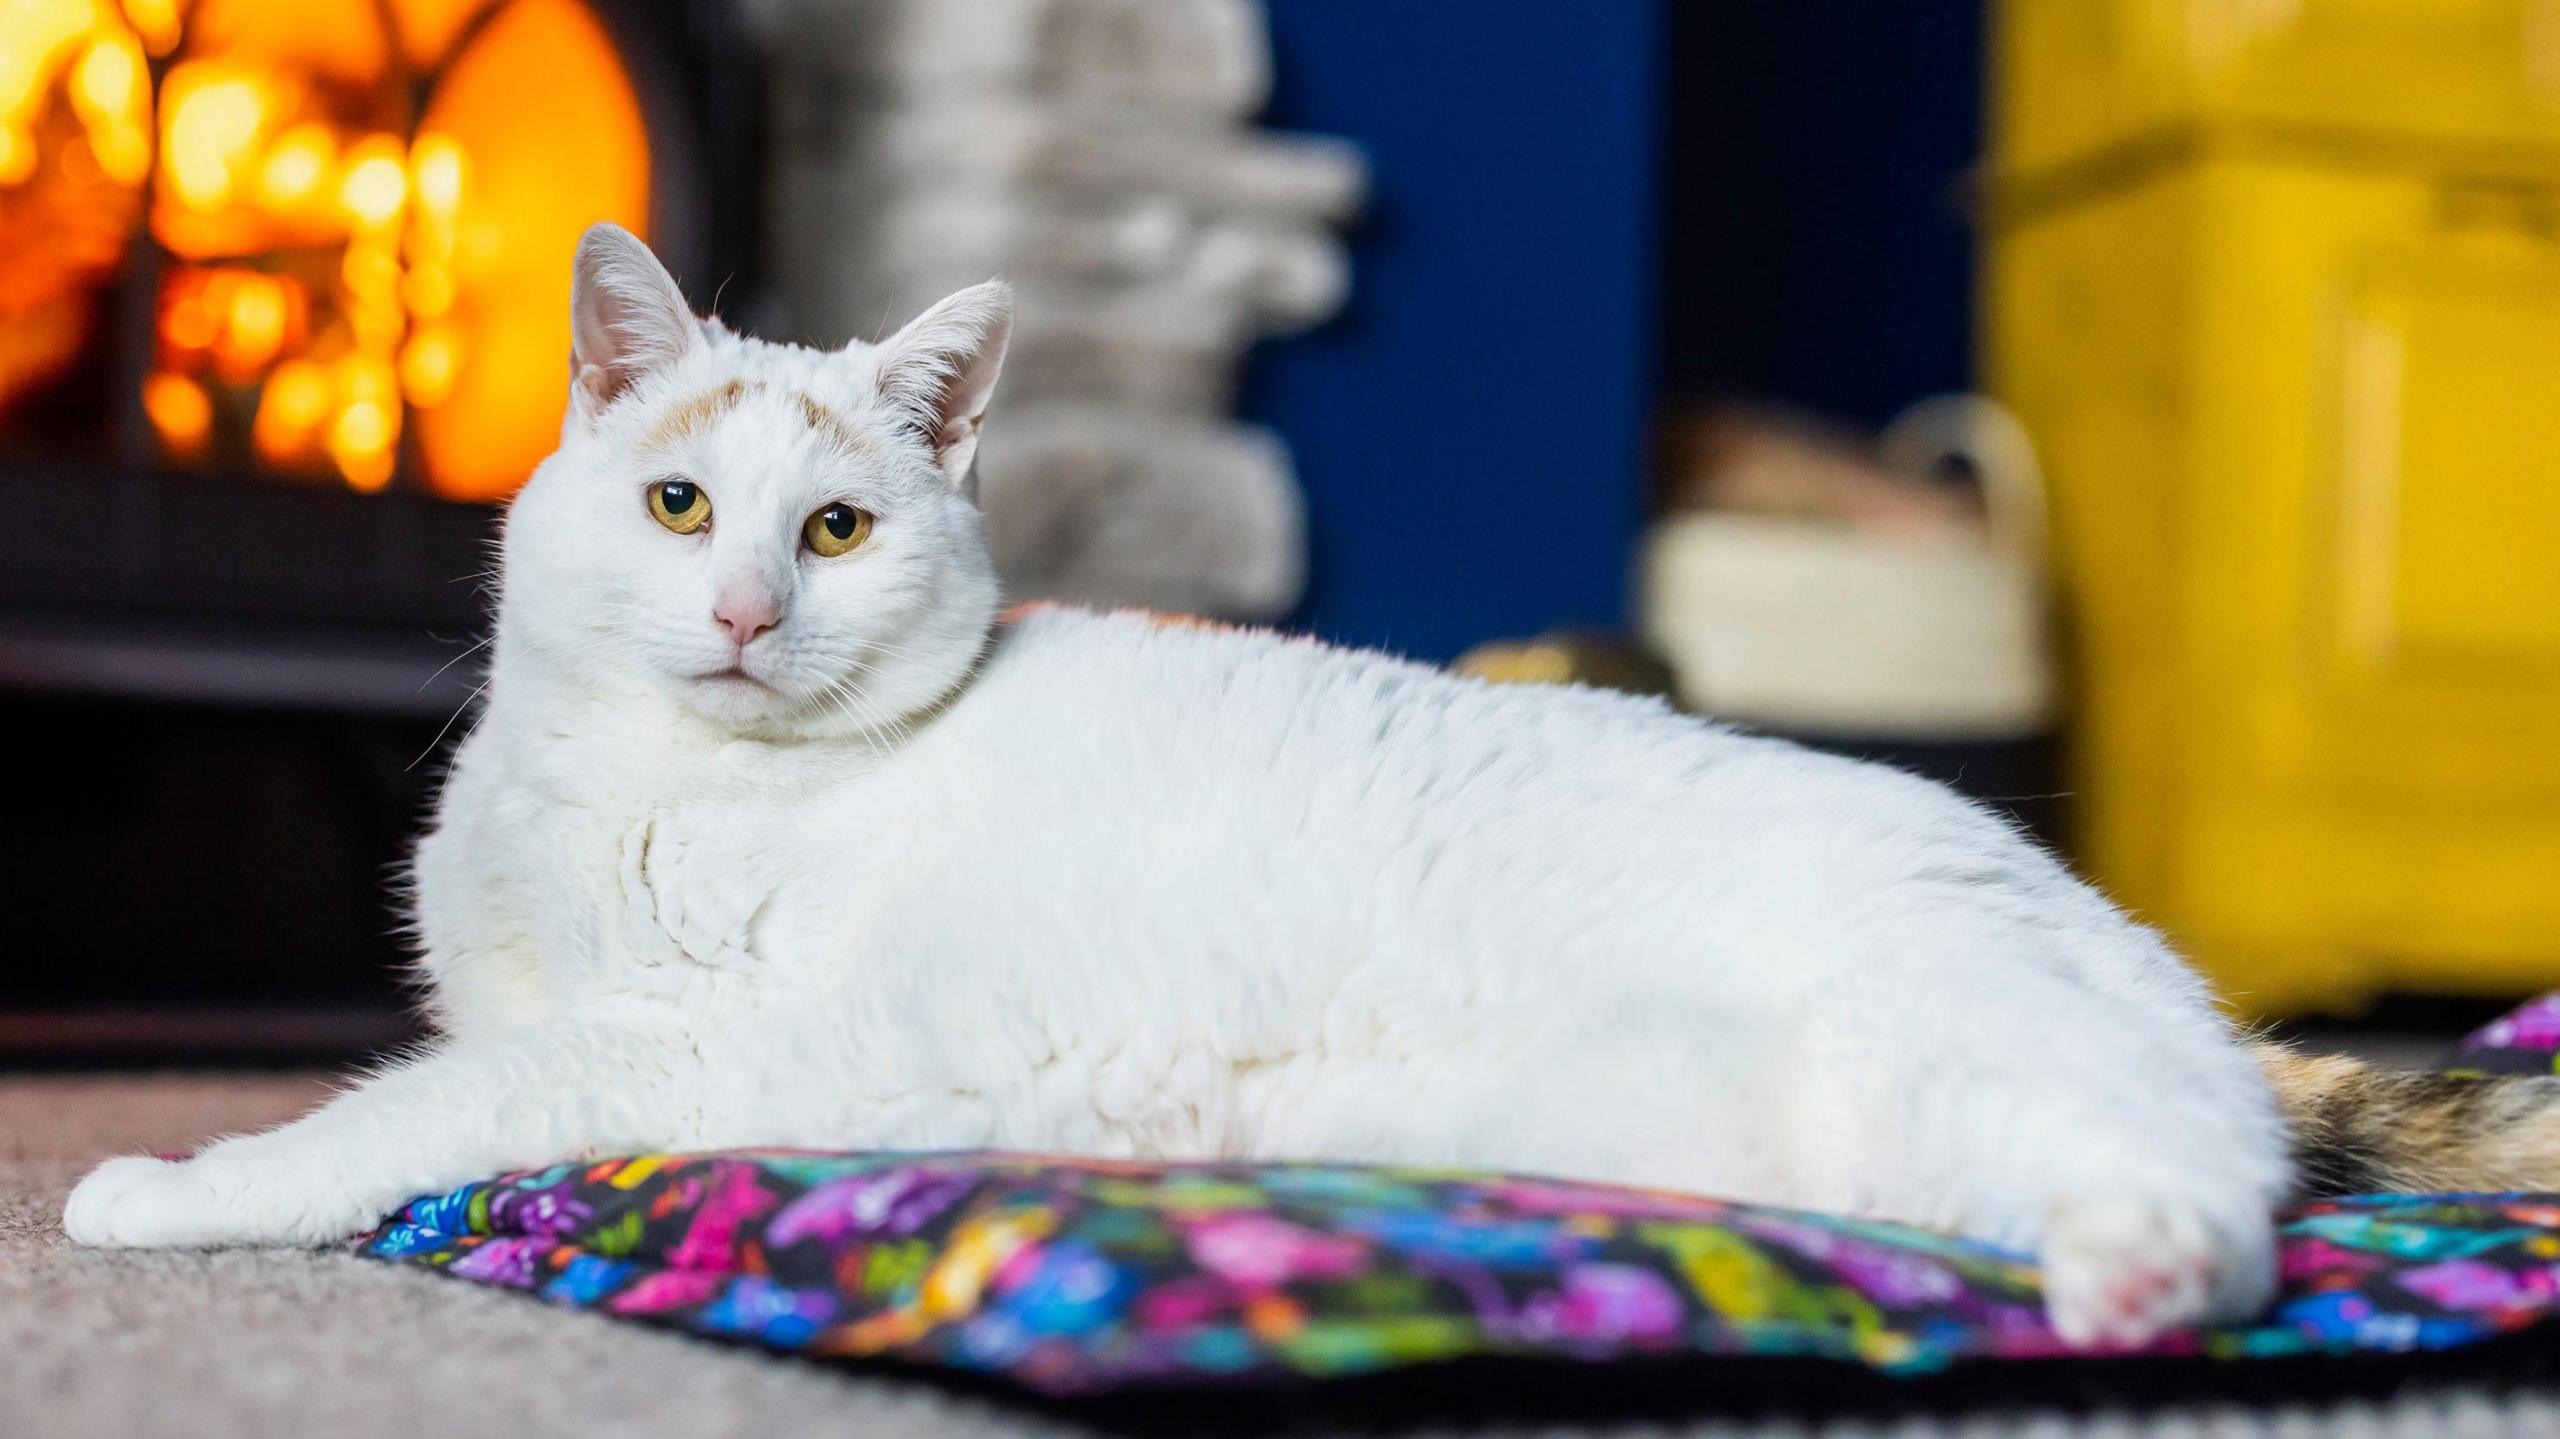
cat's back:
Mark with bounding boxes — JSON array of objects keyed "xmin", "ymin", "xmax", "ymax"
[
  {"xmin": 890, "ymin": 607, "xmax": 2011, "ymax": 958},
  {"xmin": 938, "ymin": 605, "xmax": 1733, "ymax": 817}
]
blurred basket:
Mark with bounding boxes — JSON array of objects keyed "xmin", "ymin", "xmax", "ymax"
[{"xmin": 1640, "ymin": 395, "xmax": 2055, "ymax": 740}]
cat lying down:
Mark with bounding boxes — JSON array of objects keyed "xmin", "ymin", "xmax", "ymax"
[{"xmin": 66, "ymin": 224, "xmax": 2560, "ymax": 1348}]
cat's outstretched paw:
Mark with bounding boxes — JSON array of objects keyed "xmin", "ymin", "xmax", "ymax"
[
  {"xmin": 2041, "ymin": 1195, "xmax": 2273, "ymax": 1349},
  {"xmin": 63, "ymin": 1155, "xmax": 223, "ymax": 1248},
  {"xmin": 63, "ymin": 1152, "xmax": 362, "ymax": 1249}
]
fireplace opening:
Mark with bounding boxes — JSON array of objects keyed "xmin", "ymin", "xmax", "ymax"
[
  {"xmin": 0, "ymin": 0, "xmax": 740, "ymax": 677},
  {"xmin": 0, "ymin": 0, "xmax": 755, "ymax": 1057},
  {"xmin": 5, "ymin": 0, "xmax": 669, "ymax": 495}
]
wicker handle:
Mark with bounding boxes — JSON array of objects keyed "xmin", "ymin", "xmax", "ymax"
[{"xmin": 1877, "ymin": 393, "xmax": 2047, "ymax": 564}]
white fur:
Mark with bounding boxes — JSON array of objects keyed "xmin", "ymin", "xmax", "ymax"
[{"xmin": 67, "ymin": 226, "xmax": 2289, "ymax": 1348}]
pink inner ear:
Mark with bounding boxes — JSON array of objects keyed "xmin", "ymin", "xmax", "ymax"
[
  {"xmin": 569, "ymin": 225, "xmax": 702, "ymax": 412},
  {"xmin": 865, "ymin": 281, "xmax": 1011, "ymax": 477},
  {"xmin": 933, "ymin": 414, "xmax": 980, "ymax": 465}
]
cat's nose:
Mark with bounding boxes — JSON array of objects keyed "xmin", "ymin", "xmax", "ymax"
[{"xmin": 713, "ymin": 593, "xmax": 780, "ymax": 647}]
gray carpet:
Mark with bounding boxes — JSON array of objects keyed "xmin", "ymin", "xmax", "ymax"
[{"xmin": 6, "ymin": 1073, "xmax": 2560, "ymax": 1438}]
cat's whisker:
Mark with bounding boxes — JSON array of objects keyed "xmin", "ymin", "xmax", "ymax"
[
  {"xmin": 417, "ymin": 635, "xmax": 493, "ymax": 693},
  {"xmin": 407, "ymin": 677, "xmax": 492, "ymax": 772},
  {"xmin": 812, "ymin": 670, "xmax": 909, "ymax": 752},
  {"xmin": 828, "ymin": 661, "xmax": 923, "ymax": 750}
]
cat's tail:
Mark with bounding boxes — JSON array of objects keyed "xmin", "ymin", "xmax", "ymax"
[{"xmin": 2251, "ymin": 1040, "xmax": 2560, "ymax": 1195}]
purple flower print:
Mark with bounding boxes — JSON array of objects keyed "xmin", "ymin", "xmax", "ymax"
[
  {"xmin": 449, "ymin": 1236, "xmax": 553, "ymax": 1288},
  {"xmin": 2467, "ymin": 994, "xmax": 2560, "ymax": 1053},
  {"xmin": 768, "ymin": 1167, "xmax": 978, "ymax": 1248},
  {"xmin": 486, "ymin": 1180, "xmax": 592, "ymax": 1237},
  {"xmin": 1826, "ymin": 1245, "xmax": 1961, "ymax": 1308},
  {"xmin": 1527, "ymin": 1263, "xmax": 1685, "ymax": 1346},
  {"xmin": 2399, "ymin": 1259, "xmax": 2550, "ymax": 1312},
  {"xmin": 1735, "ymin": 1216, "xmax": 1959, "ymax": 1307},
  {"xmin": 1180, "ymin": 1213, "xmax": 1368, "ymax": 1288}
]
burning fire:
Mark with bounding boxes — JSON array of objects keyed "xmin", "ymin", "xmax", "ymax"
[{"xmin": 0, "ymin": 0, "xmax": 649, "ymax": 499}]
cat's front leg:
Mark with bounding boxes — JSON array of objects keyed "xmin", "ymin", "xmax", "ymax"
[
  {"xmin": 615, "ymin": 808, "xmax": 781, "ymax": 971},
  {"xmin": 64, "ymin": 1024, "xmax": 698, "ymax": 1249}
]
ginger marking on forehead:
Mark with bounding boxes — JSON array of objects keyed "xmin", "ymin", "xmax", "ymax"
[
  {"xmin": 647, "ymin": 379, "xmax": 753, "ymax": 445},
  {"xmin": 642, "ymin": 380, "xmax": 863, "ymax": 455},
  {"xmin": 795, "ymin": 392, "xmax": 863, "ymax": 453}
]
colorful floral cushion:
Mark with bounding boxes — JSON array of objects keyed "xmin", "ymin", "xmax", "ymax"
[
  {"xmin": 2453, "ymin": 994, "xmax": 2560, "ymax": 1075},
  {"xmin": 358, "ymin": 1149, "xmax": 2560, "ymax": 1396}
]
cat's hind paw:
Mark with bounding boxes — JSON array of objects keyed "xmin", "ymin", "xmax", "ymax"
[{"xmin": 2041, "ymin": 1194, "xmax": 2273, "ymax": 1349}]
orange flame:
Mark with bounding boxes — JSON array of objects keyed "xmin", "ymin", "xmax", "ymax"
[
  {"xmin": 9, "ymin": 0, "xmax": 651, "ymax": 496},
  {"xmin": 141, "ymin": 369, "xmax": 210, "ymax": 451}
]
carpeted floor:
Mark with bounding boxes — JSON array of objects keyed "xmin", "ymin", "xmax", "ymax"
[{"xmin": 8, "ymin": 1073, "xmax": 2560, "ymax": 1438}]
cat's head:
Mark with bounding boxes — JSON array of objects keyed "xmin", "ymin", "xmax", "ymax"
[{"xmin": 500, "ymin": 223, "xmax": 1008, "ymax": 740}]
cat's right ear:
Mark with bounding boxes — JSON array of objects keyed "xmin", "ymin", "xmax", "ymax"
[{"xmin": 568, "ymin": 222, "xmax": 700, "ymax": 422}]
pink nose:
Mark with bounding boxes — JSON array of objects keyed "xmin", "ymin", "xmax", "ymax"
[{"xmin": 713, "ymin": 595, "xmax": 780, "ymax": 647}]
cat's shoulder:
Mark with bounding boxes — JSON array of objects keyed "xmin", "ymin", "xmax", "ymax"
[
  {"xmin": 978, "ymin": 604, "xmax": 1451, "ymax": 697},
  {"xmin": 969, "ymin": 604, "xmax": 1708, "ymax": 747}
]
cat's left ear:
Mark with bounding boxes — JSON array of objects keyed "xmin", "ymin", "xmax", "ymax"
[{"xmin": 869, "ymin": 281, "xmax": 1012, "ymax": 490}]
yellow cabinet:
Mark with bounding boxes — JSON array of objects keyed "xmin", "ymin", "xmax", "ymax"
[
  {"xmin": 1987, "ymin": 5, "xmax": 2560, "ymax": 1015},
  {"xmin": 1998, "ymin": 0, "xmax": 2560, "ymax": 171}
]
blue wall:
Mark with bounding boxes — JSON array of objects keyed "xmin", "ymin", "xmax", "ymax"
[{"xmin": 1241, "ymin": 3, "xmax": 1662, "ymax": 663}]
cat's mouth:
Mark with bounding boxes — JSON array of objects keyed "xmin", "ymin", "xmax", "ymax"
[{"xmin": 694, "ymin": 663, "xmax": 778, "ymax": 693}]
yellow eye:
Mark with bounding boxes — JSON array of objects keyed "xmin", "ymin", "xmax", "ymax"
[
  {"xmin": 648, "ymin": 479, "xmax": 711, "ymax": 534},
  {"xmin": 803, "ymin": 502, "xmax": 873, "ymax": 557}
]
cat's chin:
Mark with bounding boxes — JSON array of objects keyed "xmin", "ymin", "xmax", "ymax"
[{"xmin": 669, "ymin": 668, "xmax": 803, "ymax": 733}]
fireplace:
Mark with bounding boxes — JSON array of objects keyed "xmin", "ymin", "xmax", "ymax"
[
  {"xmin": 0, "ymin": 0, "xmax": 750, "ymax": 706},
  {"xmin": 0, "ymin": 0, "xmax": 756, "ymax": 1056},
  {"xmin": 2, "ymin": 0, "xmax": 1354, "ymax": 1059}
]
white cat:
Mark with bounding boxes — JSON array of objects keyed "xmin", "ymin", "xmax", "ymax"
[{"xmin": 65, "ymin": 225, "xmax": 2549, "ymax": 1348}]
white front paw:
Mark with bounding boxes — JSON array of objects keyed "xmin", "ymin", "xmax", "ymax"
[
  {"xmin": 63, "ymin": 1152, "xmax": 368, "ymax": 1250},
  {"xmin": 63, "ymin": 1155, "xmax": 223, "ymax": 1248}
]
